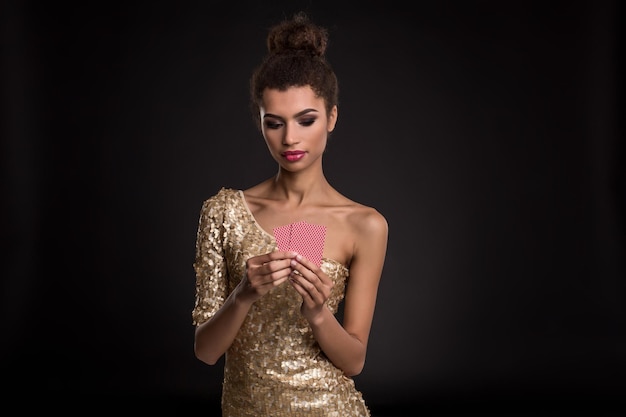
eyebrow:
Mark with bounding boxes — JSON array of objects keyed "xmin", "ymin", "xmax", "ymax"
[{"xmin": 263, "ymin": 108, "xmax": 319, "ymax": 120}]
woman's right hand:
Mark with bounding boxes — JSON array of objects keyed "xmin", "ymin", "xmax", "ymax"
[{"xmin": 237, "ymin": 251, "xmax": 298, "ymax": 302}]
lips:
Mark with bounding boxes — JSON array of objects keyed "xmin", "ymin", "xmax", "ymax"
[{"xmin": 282, "ymin": 151, "xmax": 306, "ymax": 162}]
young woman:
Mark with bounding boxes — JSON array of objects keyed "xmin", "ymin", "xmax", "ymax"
[{"xmin": 192, "ymin": 12, "xmax": 388, "ymax": 416}]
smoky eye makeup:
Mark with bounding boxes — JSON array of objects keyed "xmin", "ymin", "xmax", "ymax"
[
  {"xmin": 264, "ymin": 119, "xmax": 284, "ymax": 129},
  {"xmin": 298, "ymin": 117, "xmax": 316, "ymax": 126}
]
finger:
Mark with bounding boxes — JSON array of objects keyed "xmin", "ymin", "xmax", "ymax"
[
  {"xmin": 289, "ymin": 269, "xmax": 318, "ymax": 293},
  {"xmin": 290, "ymin": 256, "xmax": 315, "ymax": 274},
  {"xmin": 249, "ymin": 257, "xmax": 290, "ymax": 276},
  {"xmin": 289, "ymin": 273, "xmax": 314, "ymax": 296},
  {"xmin": 289, "ymin": 260, "xmax": 314, "ymax": 282},
  {"xmin": 249, "ymin": 251, "xmax": 297, "ymax": 268},
  {"xmin": 289, "ymin": 258, "xmax": 326, "ymax": 286},
  {"xmin": 270, "ymin": 275, "xmax": 290, "ymax": 287},
  {"xmin": 247, "ymin": 257, "xmax": 290, "ymax": 282},
  {"xmin": 257, "ymin": 261, "xmax": 293, "ymax": 284},
  {"xmin": 291, "ymin": 257, "xmax": 335, "ymax": 289},
  {"xmin": 289, "ymin": 273, "xmax": 326, "ymax": 306},
  {"xmin": 264, "ymin": 258, "xmax": 295, "ymax": 275},
  {"xmin": 292, "ymin": 254, "xmax": 316, "ymax": 271},
  {"xmin": 250, "ymin": 266, "xmax": 292, "ymax": 290},
  {"xmin": 266, "ymin": 250, "xmax": 299, "ymax": 262}
]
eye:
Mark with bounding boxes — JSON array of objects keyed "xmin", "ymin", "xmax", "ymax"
[
  {"xmin": 299, "ymin": 118, "xmax": 316, "ymax": 127},
  {"xmin": 264, "ymin": 120, "xmax": 284, "ymax": 129}
]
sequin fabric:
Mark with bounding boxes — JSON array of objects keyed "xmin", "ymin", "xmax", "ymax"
[{"xmin": 192, "ymin": 187, "xmax": 371, "ymax": 417}]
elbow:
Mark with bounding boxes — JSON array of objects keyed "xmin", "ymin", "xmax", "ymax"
[
  {"xmin": 337, "ymin": 341, "xmax": 368, "ymax": 376},
  {"xmin": 343, "ymin": 362, "xmax": 365, "ymax": 377},
  {"xmin": 342, "ymin": 355, "xmax": 366, "ymax": 377},
  {"xmin": 196, "ymin": 354, "xmax": 219, "ymax": 366},
  {"xmin": 194, "ymin": 322, "xmax": 224, "ymax": 365},
  {"xmin": 342, "ymin": 343, "xmax": 368, "ymax": 376},
  {"xmin": 194, "ymin": 342, "xmax": 221, "ymax": 366}
]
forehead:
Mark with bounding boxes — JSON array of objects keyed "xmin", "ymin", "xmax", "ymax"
[{"xmin": 260, "ymin": 86, "xmax": 325, "ymax": 115}]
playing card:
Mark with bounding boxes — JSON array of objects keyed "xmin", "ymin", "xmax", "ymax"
[
  {"xmin": 272, "ymin": 224, "xmax": 291, "ymax": 251},
  {"xmin": 272, "ymin": 221, "xmax": 326, "ymax": 267},
  {"xmin": 289, "ymin": 221, "xmax": 326, "ymax": 267}
]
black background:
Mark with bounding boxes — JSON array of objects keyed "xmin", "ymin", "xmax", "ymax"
[{"xmin": 2, "ymin": 1, "xmax": 624, "ymax": 415}]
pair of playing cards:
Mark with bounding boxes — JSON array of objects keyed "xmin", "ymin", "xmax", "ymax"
[{"xmin": 272, "ymin": 221, "xmax": 326, "ymax": 267}]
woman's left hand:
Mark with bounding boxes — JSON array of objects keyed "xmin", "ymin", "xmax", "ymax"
[{"xmin": 289, "ymin": 255, "xmax": 334, "ymax": 322}]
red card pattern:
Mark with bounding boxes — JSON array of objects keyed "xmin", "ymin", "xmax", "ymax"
[
  {"xmin": 272, "ymin": 224, "xmax": 291, "ymax": 251},
  {"xmin": 290, "ymin": 221, "xmax": 326, "ymax": 267},
  {"xmin": 272, "ymin": 221, "xmax": 326, "ymax": 267}
]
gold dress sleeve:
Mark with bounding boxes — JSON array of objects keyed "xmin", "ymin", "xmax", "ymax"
[
  {"xmin": 192, "ymin": 187, "xmax": 371, "ymax": 417},
  {"xmin": 192, "ymin": 188, "xmax": 228, "ymax": 326}
]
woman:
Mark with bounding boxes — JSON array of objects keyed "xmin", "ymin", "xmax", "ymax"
[{"xmin": 192, "ymin": 12, "xmax": 388, "ymax": 417}]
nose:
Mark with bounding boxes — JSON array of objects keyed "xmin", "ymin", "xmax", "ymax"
[{"xmin": 282, "ymin": 123, "xmax": 299, "ymax": 145}]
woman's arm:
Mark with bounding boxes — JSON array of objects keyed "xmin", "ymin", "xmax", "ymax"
[
  {"xmin": 192, "ymin": 193, "xmax": 298, "ymax": 365},
  {"xmin": 289, "ymin": 209, "xmax": 388, "ymax": 375},
  {"xmin": 194, "ymin": 250, "xmax": 297, "ymax": 365}
]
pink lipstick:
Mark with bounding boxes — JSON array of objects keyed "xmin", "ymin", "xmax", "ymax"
[{"xmin": 283, "ymin": 151, "xmax": 306, "ymax": 162}]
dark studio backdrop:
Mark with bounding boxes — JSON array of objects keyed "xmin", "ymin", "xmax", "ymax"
[{"xmin": 1, "ymin": 0, "xmax": 624, "ymax": 415}]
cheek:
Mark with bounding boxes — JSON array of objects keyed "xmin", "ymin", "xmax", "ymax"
[
  {"xmin": 315, "ymin": 127, "xmax": 330, "ymax": 146},
  {"xmin": 263, "ymin": 130, "xmax": 282, "ymax": 148},
  {"xmin": 308, "ymin": 123, "xmax": 328, "ymax": 140}
]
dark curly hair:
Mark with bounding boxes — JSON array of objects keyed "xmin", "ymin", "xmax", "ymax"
[{"xmin": 249, "ymin": 12, "xmax": 339, "ymax": 131}]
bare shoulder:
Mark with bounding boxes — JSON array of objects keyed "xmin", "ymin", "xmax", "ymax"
[
  {"xmin": 330, "ymin": 190, "xmax": 387, "ymax": 240},
  {"xmin": 241, "ymin": 180, "xmax": 275, "ymax": 211},
  {"xmin": 321, "ymin": 193, "xmax": 387, "ymax": 267},
  {"xmin": 346, "ymin": 202, "xmax": 388, "ymax": 240},
  {"xmin": 337, "ymin": 197, "xmax": 388, "ymax": 280},
  {"xmin": 332, "ymin": 190, "xmax": 386, "ymax": 230}
]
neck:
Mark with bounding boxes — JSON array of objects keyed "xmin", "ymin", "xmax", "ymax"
[{"xmin": 271, "ymin": 169, "xmax": 330, "ymax": 205}]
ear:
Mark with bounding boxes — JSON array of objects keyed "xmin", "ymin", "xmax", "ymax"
[{"xmin": 327, "ymin": 105, "xmax": 338, "ymax": 133}]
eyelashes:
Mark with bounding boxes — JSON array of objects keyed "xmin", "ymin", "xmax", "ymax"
[
  {"xmin": 264, "ymin": 118, "xmax": 317, "ymax": 130},
  {"xmin": 265, "ymin": 122, "xmax": 283, "ymax": 129}
]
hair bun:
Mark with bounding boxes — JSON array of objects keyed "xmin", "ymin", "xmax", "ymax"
[{"xmin": 266, "ymin": 12, "xmax": 328, "ymax": 57}]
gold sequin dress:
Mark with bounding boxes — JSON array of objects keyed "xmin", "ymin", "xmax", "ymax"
[{"xmin": 192, "ymin": 187, "xmax": 371, "ymax": 417}]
